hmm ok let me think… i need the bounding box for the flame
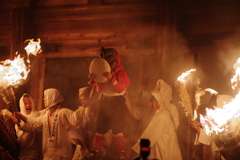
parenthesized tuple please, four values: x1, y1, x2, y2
(231, 58, 240, 90)
(0, 38, 41, 89)
(200, 58, 240, 135)
(200, 93, 240, 135)
(177, 68, 196, 83)
(0, 54, 29, 88)
(204, 88, 218, 95)
(24, 38, 42, 63)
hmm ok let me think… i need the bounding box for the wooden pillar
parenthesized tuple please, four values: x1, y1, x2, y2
(155, 0, 193, 160)
(11, 8, 36, 58)
(29, 58, 45, 111)
(11, 7, 37, 104)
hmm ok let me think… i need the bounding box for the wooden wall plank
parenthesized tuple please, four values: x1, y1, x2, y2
(35, 3, 157, 23)
(29, 58, 45, 111)
(180, 1, 240, 15)
(0, 12, 12, 25)
(183, 13, 240, 34)
(38, 0, 88, 7)
(0, 38, 11, 46)
(0, 25, 12, 39)
(36, 18, 156, 43)
(37, 47, 154, 58)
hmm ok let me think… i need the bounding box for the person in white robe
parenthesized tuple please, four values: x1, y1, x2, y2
(1, 93, 45, 160)
(191, 94, 233, 160)
(132, 79, 182, 160)
(15, 88, 85, 160)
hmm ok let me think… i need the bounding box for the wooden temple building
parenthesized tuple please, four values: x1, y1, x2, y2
(1, 0, 240, 159)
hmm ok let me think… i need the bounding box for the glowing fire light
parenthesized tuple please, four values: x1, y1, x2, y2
(200, 94, 238, 135)
(177, 68, 196, 83)
(176, 68, 196, 120)
(24, 38, 42, 63)
(231, 57, 240, 90)
(0, 53, 29, 87)
(200, 58, 240, 135)
(0, 39, 41, 89)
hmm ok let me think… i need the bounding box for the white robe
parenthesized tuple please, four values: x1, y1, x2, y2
(132, 79, 182, 160)
(132, 106, 182, 160)
(20, 106, 85, 160)
(1, 93, 44, 160)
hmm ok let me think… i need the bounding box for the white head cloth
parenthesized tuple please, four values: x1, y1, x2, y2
(44, 88, 64, 109)
(151, 90, 163, 110)
(153, 79, 179, 129)
(19, 93, 35, 116)
(155, 79, 173, 104)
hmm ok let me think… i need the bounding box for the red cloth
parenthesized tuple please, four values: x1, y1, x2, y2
(90, 54, 130, 93)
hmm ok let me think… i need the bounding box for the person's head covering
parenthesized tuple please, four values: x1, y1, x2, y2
(216, 94, 233, 108)
(79, 86, 99, 107)
(19, 93, 35, 116)
(155, 79, 173, 104)
(151, 90, 163, 108)
(44, 88, 64, 109)
(79, 87, 89, 98)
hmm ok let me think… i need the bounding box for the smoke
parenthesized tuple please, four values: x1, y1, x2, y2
(216, 30, 240, 75)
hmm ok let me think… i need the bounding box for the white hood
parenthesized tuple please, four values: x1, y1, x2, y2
(44, 88, 64, 108)
(155, 79, 173, 103)
(153, 79, 180, 129)
(19, 93, 35, 116)
(151, 90, 163, 109)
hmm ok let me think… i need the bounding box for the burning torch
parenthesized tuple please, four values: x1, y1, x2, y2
(175, 68, 196, 121)
(0, 38, 41, 113)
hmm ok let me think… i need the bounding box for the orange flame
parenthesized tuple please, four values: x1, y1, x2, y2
(231, 58, 240, 90)
(24, 38, 41, 63)
(177, 68, 196, 83)
(200, 58, 240, 135)
(0, 39, 41, 89)
(200, 94, 238, 135)
(0, 54, 29, 88)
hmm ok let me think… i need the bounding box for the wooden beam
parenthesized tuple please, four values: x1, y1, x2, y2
(35, 3, 157, 23)
(29, 58, 45, 111)
(0, 12, 12, 25)
(37, 47, 154, 58)
(37, 0, 88, 7)
(11, 8, 37, 58)
(0, 38, 11, 46)
(182, 13, 240, 35)
(36, 18, 156, 47)
(180, 1, 240, 15)
(0, 25, 12, 39)
(87, 0, 102, 5)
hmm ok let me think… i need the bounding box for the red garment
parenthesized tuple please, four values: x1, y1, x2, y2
(90, 55, 130, 93)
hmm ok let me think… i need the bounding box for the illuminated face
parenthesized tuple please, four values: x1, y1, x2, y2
(23, 97, 32, 114)
(149, 98, 160, 112)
